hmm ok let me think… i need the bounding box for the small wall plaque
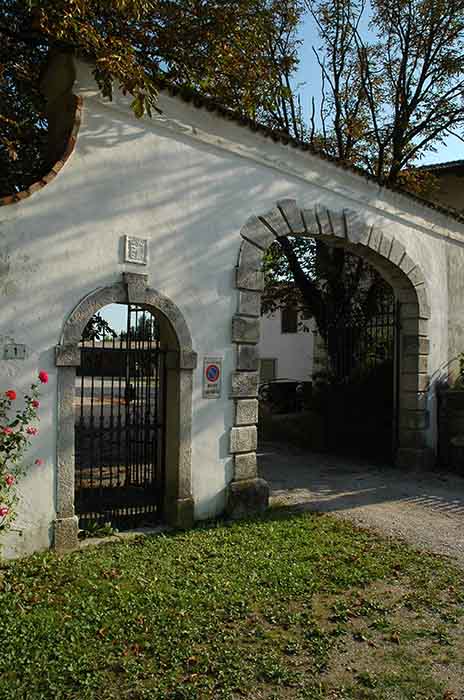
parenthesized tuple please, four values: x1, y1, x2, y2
(124, 236, 148, 265)
(4, 344, 26, 360)
(203, 357, 223, 399)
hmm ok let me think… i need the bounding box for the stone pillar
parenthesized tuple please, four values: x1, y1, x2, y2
(54, 347, 80, 551)
(226, 237, 270, 518)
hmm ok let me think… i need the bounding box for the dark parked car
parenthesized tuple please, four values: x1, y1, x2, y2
(258, 379, 312, 413)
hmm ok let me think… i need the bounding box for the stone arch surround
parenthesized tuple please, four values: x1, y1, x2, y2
(54, 272, 197, 551)
(227, 199, 432, 515)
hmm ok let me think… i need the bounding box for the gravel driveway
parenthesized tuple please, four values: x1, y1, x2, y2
(258, 441, 464, 568)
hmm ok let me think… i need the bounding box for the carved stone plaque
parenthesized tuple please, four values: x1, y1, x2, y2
(124, 236, 148, 265)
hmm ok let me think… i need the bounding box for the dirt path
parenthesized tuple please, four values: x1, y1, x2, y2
(258, 441, 464, 568)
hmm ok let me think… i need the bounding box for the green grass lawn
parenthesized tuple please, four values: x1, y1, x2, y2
(0, 511, 463, 699)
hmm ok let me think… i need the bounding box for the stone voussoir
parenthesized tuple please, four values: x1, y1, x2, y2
(327, 210, 345, 239)
(408, 265, 425, 287)
(343, 210, 370, 245)
(399, 253, 415, 275)
(388, 239, 406, 266)
(241, 215, 276, 251)
(369, 226, 382, 252)
(379, 233, 393, 259)
(415, 285, 431, 318)
(55, 344, 81, 367)
(239, 239, 263, 268)
(315, 205, 332, 236)
(301, 208, 319, 236)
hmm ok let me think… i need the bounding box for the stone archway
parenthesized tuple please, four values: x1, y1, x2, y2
(227, 199, 431, 515)
(54, 272, 197, 551)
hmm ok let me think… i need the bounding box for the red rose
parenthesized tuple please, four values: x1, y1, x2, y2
(34, 459, 44, 466)
(26, 426, 38, 436)
(0, 506, 9, 517)
(4, 474, 14, 486)
(2, 427, 13, 435)
(31, 399, 40, 408)
(5, 390, 16, 400)
(38, 371, 48, 384)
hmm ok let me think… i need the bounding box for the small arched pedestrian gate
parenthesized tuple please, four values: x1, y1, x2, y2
(54, 273, 197, 550)
(75, 304, 168, 529)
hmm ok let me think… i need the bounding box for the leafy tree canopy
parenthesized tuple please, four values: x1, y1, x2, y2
(0, 0, 303, 196)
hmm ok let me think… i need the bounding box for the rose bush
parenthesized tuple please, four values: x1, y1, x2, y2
(0, 371, 48, 535)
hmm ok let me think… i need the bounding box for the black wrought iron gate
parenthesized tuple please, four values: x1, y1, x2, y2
(320, 286, 399, 460)
(75, 305, 167, 530)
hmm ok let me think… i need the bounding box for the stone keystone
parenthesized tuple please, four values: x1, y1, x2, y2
(277, 199, 304, 235)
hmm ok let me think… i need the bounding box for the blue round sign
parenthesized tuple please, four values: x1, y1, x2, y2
(206, 363, 220, 383)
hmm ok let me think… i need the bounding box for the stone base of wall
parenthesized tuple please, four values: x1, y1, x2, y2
(226, 478, 269, 519)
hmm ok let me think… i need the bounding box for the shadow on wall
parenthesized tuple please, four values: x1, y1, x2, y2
(0, 100, 394, 421)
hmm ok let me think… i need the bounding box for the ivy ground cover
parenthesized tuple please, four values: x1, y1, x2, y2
(0, 511, 463, 699)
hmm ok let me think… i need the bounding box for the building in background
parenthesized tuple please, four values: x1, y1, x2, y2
(258, 306, 315, 383)
(419, 160, 464, 213)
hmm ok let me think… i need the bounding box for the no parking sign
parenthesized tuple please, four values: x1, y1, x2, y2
(203, 357, 223, 399)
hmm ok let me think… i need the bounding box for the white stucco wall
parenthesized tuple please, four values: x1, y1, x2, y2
(1, 60, 463, 557)
(258, 312, 314, 382)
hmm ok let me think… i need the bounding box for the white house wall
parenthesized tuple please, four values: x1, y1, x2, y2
(0, 60, 462, 557)
(258, 313, 314, 382)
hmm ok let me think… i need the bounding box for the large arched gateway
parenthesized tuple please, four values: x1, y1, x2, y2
(227, 200, 431, 514)
(54, 272, 197, 550)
